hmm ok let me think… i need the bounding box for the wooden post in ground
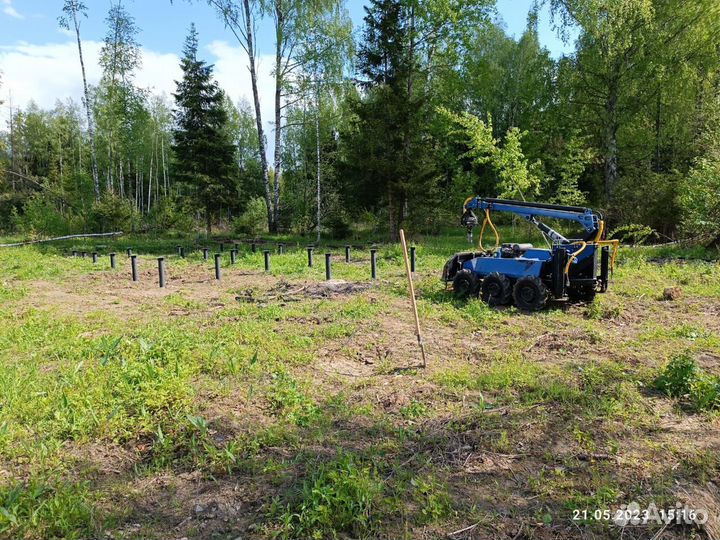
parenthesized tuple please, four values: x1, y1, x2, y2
(399, 229, 427, 368)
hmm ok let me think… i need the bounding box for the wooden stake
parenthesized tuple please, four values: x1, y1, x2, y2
(400, 229, 427, 368)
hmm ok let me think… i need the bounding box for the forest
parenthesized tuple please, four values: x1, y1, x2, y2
(1, 0, 719, 244)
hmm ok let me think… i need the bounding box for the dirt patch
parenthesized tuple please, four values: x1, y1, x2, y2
(315, 296, 460, 377)
(65, 441, 137, 479)
(17, 264, 282, 321)
(675, 483, 720, 540)
(236, 279, 373, 304)
(113, 471, 262, 540)
(525, 328, 601, 354)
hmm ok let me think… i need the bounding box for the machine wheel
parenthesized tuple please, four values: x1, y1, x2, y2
(452, 269, 479, 299)
(567, 286, 597, 303)
(481, 272, 512, 306)
(513, 276, 548, 311)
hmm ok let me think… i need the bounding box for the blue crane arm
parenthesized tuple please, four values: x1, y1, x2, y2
(463, 197, 601, 242)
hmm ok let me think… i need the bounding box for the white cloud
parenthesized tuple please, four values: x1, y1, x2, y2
(206, 40, 276, 140)
(2, 0, 23, 19)
(1, 41, 104, 111)
(0, 39, 278, 156)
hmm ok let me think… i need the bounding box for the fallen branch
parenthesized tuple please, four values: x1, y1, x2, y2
(447, 521, 481, 537)
(0, 232, 123, 248)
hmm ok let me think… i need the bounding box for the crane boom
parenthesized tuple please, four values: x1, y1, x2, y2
(461, 197, 602, 243)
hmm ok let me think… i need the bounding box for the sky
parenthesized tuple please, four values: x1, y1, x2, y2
(0, 0, 577, 133)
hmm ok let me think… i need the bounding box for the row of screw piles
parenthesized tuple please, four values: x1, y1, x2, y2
(72, 243, 418, 287)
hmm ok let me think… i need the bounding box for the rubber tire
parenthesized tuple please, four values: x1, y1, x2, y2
(452, 269, 479, 299)
(513, 276, 549, 311)
(567, 286, 597, 304)
(481, 272, 512, 306)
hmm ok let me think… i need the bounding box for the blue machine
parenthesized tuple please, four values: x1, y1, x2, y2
(442, 197, 618, 310)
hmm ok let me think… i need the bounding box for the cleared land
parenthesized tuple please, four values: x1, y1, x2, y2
(0, 235, 719, 539)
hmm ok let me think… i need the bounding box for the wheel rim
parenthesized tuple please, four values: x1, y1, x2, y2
(487, 282, 501, 297)
(520, 286, 536, 303)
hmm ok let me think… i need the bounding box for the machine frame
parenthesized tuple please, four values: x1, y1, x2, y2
(442, 197, 619, 310)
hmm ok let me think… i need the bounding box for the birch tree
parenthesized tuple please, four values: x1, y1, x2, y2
(59, 0, 100, 200)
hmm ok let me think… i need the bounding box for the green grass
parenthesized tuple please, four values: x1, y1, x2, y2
(268, 452, 384, 539)
(0, 231, 718, 538)
(0, 478, 97, 540)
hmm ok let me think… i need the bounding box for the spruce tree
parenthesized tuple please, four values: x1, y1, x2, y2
(342, 0, 435, 240)
(172, 24, 237, 234)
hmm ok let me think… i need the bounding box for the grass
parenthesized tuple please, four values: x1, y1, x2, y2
(0, 229, 719, 538)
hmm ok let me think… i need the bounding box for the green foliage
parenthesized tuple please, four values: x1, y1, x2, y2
(324, 209, 352, 239)
(147, 196, 195, 233)
(680, 159, 720, 242)
(679, 100, 720, 243)
(89, 192, 139, 232)
(267, 372, 319, 427)
(689, 374, 720, 412)
(584, 296, 623, 320)
(656, 353, 720, 412)
(609, 224, 658, 245)
(233, 196, 268, 236)
(613, 170, 681, 237)
(0, 192, 24, 233)
(655, 353, 698, 398)
(399, 400, 428, 420)
(438, 108, 541, 198)
(547, 136, 592, 206)
(12, 193, 75, 236)
(411, 475, 453, 524)
(271, 452, 383, 539)
(172, 24, 239, 234)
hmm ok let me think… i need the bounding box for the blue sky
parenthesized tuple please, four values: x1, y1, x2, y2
(0, 0, 576, 131)
(0, 1, 572, 58)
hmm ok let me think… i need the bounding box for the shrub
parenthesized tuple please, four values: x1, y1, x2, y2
(655, 353, 720, 412)
(609, 224, 658, 245)
(89, 193, 139, 233)
(0, 192, 24, 232)
(679, 160, 720, 245)
(655, 352, 698, 398)
(678, 100, 720, 245)
(689, 374, 720, 412)
(147, 196, 195, 233)
(613, 170, 681, 238)
(233, 196, 268, 236)
(12, 193, 75, 236)
(325, 210, 351, 239)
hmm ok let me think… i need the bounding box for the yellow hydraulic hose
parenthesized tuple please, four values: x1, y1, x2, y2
(596, 239, 620, 272)
(565, 221, 607, 275)
(564, 241, 587, 275)
(478, 209, 500, 253)
(594, 220, 605, 242)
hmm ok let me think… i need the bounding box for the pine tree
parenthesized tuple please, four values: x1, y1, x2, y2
(172, 25, 238, 235)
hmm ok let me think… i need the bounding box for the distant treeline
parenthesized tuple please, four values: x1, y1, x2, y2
(1, 0, 719, 245)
